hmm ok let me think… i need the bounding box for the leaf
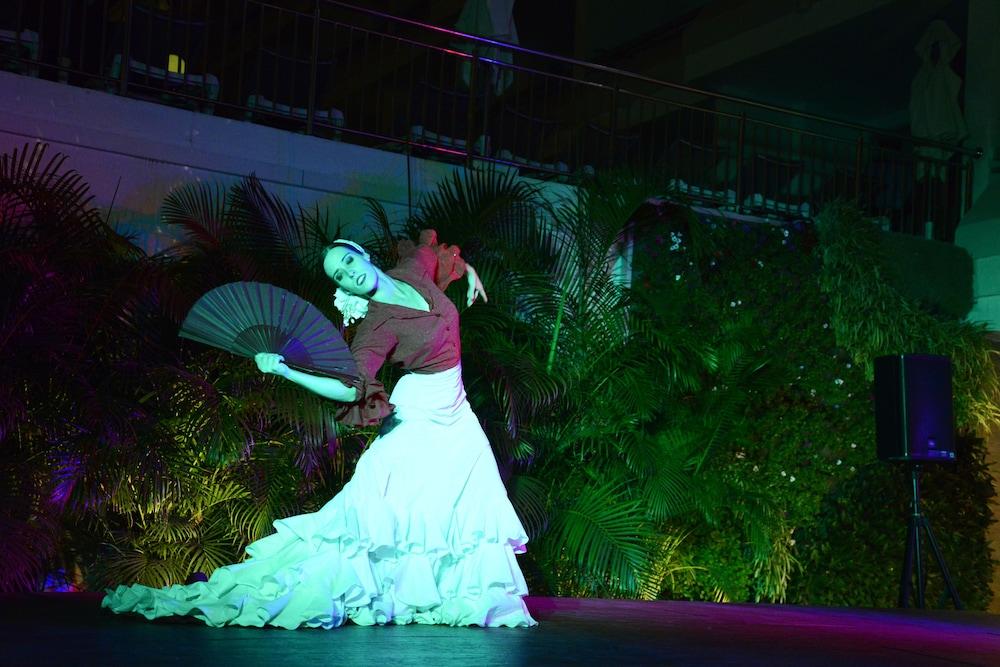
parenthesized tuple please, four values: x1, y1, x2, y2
(548, 481, 653, 595)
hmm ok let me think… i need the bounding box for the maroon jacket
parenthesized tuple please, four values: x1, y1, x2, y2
(337, 230, 467, 427)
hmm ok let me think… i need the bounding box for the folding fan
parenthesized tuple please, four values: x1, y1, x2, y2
(179, 281, 358, 383)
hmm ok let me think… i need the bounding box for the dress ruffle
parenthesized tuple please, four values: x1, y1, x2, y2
(102, 478, 533, 629)
(103, 366, 536, 629)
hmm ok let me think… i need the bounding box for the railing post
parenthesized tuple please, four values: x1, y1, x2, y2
(963, 159, 974, 215)
(119, 0, 134, 95)
(854, 136, 864, 201)
(608, 82, 619, 169)
(466, 54, 477, 169)
(735, 113, 746, 211)
(306, 0, 321, 135)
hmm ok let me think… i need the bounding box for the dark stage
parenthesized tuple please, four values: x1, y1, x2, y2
(1, 594, 998, 666)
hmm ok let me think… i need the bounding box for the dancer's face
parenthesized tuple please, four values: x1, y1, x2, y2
(324, 246, 377, 296)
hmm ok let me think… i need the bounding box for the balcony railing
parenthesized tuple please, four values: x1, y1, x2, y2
(0, 0, 981, 241)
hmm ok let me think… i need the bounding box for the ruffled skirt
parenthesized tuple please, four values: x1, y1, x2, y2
(101, 364, 537, 628)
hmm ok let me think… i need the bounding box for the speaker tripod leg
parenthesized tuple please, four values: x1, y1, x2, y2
(899, 514, 917, 608)
(914, 515, 925, 608)
(920, 516, 964, 610)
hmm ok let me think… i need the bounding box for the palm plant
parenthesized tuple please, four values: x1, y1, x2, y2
(0, 143, 370, 590)
(91, 174, 375, 588)
(0, 142, 149, 590)
(378, 167, 789, 599)
(1, 143, 790, 599)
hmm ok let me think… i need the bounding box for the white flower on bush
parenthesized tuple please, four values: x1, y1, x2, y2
(780, 470, 787, 477)
(836, 459, 842, 465)
(789, 476, 796, 482)
(834, 378, 844, 385)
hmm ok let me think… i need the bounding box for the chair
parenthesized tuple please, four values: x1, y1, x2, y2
(108, 2, 219, 111)
(739, 152, 808, 217)
(662, 138, 737, 206)
(0, 3, 40, 77)
(488, 103, 567, 174)
(579, 121, 640, 171)
(245, 47, 344, 135)
(0, 27, 39, 76)
(409, 78, 491, 156)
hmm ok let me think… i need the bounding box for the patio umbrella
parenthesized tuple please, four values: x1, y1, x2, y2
(909, 20, 967, 180)
(455, 0, 518, 95)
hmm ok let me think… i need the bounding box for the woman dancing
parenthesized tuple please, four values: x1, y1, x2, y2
(103, 230, 537, 629)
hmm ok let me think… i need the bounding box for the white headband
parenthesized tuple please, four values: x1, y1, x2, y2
(330, 239, 370, 261)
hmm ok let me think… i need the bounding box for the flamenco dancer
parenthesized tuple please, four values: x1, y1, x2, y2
(103, 230, 537, 629)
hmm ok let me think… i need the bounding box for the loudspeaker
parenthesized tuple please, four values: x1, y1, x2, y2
(874, 354, 955, 462)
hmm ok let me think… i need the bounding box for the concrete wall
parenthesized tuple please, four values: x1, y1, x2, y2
(956, 0, 999, 339)
(953, 0, 1000, 334)
(0, 70, 572, 255)
(957, 0, 1000, 615)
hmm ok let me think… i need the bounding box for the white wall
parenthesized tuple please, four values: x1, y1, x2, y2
(964, 0, 1000, 204)
(955, 0, 1000, 335)
(0, 70, 575, 255)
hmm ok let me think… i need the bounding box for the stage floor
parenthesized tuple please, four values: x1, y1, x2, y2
(1, 593, 998, 666)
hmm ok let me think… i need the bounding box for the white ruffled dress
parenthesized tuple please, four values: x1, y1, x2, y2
(102, 233, 536, 629)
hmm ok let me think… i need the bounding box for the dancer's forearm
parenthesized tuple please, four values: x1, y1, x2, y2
(281, 367, 359, 402)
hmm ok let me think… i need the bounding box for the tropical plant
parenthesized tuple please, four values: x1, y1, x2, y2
(4, 145, 992, 609)
(0, 144, 370, 590)
(376, 169, 791, 599)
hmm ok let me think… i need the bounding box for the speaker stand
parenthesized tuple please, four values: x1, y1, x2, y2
(898, 464, 963, 609)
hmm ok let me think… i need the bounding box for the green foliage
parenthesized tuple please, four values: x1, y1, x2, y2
(816, 201, 1000, 431)
(1, 146, 994, 610)
(632, 200, 996, 608)
(0, 144, 370, 591)
(392, 170, 793, 599)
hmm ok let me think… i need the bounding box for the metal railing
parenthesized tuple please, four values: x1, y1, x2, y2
(0, 0, 980, 240)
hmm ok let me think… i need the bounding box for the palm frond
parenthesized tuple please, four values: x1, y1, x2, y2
(548, 480, 653, 595)
(507, 473, 551, 540)
(161, 181, 230, 251)
(360, 197, 400, 269)
(409, 166, 541, 251)
(228, 174, 306, 275)
(637, 530, 700, 601)
(624, 433, 698, 521)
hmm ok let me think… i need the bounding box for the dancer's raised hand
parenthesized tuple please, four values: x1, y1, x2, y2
(466, 264, 488, 306)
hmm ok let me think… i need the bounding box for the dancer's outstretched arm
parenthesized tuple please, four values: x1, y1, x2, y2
(255, 352, 359, 402)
